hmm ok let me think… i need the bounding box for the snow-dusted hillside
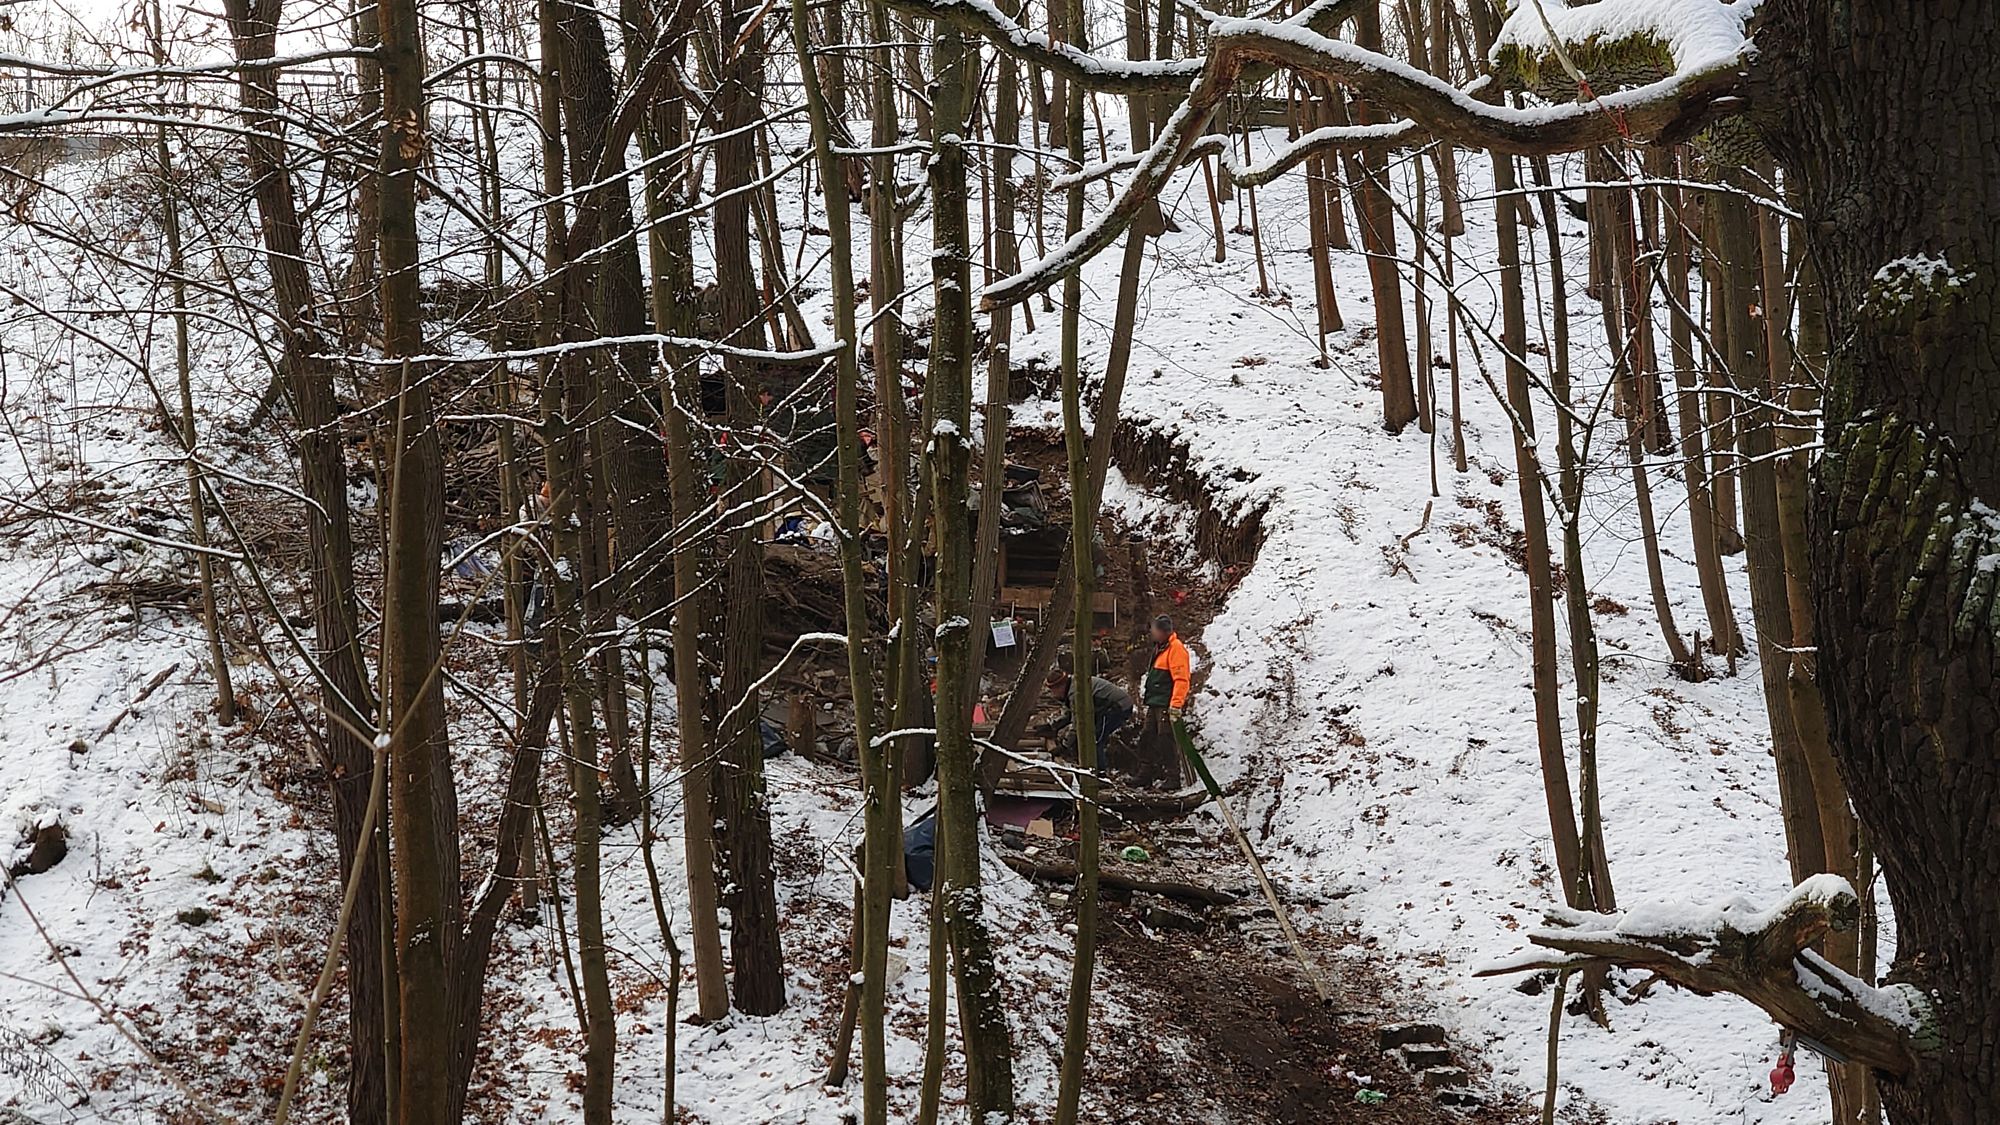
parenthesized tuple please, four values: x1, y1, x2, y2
(0, 108, 1861, 1125)
(1028, 150, 1851, 1124)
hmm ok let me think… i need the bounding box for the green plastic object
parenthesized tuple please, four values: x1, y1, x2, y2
(1172, 718, 1224, 799)
(1118, 845, 1149, 863)
(1354, 1089, 1388, 1105)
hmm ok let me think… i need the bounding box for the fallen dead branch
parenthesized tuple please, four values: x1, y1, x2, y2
(1001, 851, 1239, 907)
(1479, 875, 1934, 1075)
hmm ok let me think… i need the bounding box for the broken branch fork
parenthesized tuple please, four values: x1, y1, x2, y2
(1479, 875, 1931, 1076)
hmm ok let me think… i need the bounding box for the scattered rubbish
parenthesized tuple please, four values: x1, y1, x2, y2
(985, 795, 1057, 830)
(758, 719, 789, 760)
(903, 806, 937, 892)
(1119, 845, 1150, 863)
(1354, 1088, 1387, 1105)
(442, 536, 496, 579)
(773, 514, 811, 544)
(1770, 1048, 1796, 1095)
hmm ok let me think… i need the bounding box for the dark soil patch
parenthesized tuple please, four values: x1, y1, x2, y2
(1095, 915, 1534, 1125)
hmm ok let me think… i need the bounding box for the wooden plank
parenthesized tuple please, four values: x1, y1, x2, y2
(1003, 585, 1052, 609)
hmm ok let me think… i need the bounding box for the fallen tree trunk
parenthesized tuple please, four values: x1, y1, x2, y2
(1095, 786, 1214, 819)
(1000, 851, 1238, 906)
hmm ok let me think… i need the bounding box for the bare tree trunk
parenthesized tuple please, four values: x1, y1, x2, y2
(378, 0, 462, 1108)
(1759, 177, 1868, 1125)
(899, 13, 932, 139)
(1302, 81, 1344, 359)
(1337, 33, 1417, 433)
(546, 0, 662, 821)
(219, 1, 386, 1118)
(1526, 155, 1614, 918)
(790, 7, 893, 1115)
(1712, 176, 1829, 885)
(1599, 153, 1692, 670)
(448, 660, 555, 1115)
(148, 10, 234, 727)
(1656, 147, 1743, 655)
(1412, 157, 1435, 438)
(539, 225, 619, 1120)
(926, 16, 1016, 1116)
(1445, 182, 1466, 474)
(966, 0, 1024, 726)
(862, 0, 923, 796)
(713, 0, 787, 1017)
(469, 0, 538, 921)
(1699, 239, 1744, 555)
(1424, 0, 1464, 237)
(558, 559, 617, 1123)
(345, 0, 381, 338)
(916, 852, 948, 1125)
(1312, 79, 1352, 252)
(633, 0, 731, 1024)
(1054, 1, 1103, 1114)
(635, 657, 686, 1124)
(1490, 148, 1587, 906)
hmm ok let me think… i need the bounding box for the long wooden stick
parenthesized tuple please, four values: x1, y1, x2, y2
(1173, 719, 1339, 1006)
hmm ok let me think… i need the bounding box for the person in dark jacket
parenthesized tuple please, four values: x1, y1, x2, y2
(1044, 667, 1133, 752)
(758, 385, 839, 490)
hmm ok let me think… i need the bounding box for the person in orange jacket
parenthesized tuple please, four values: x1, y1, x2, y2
(1142, 615, 1192, 720)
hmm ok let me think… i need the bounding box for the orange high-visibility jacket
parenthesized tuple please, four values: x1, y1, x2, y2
(1145, 633, 1192, 709)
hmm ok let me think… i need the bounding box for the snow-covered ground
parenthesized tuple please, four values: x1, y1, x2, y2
(0, 91, 1863, 1125)
(1016, 144, 1854, 1123)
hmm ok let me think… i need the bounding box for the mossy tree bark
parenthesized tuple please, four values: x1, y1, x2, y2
(1761, 2, 2000, 1117)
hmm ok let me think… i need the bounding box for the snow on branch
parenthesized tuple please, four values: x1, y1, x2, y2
(1056, 117, 1423, 196)
(323, 331, 843, 368)
(1210, 119, 1425, 186)
(881, 0, 1202, 93)
(1492, 0, 1756, 101)
(0, 45, 372, 81)
(1480, 875, 1935, 1075)
(980, 0, 1750, 308)
(881, 0, 1370, 94)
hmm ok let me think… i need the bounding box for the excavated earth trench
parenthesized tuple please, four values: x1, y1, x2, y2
(1019, 419, 1542, 1125)
(751, 405, 1544, 1122)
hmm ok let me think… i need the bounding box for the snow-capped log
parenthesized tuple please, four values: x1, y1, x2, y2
(1479, 875, 1936, 1076)
(1490, 0, 1757, 101)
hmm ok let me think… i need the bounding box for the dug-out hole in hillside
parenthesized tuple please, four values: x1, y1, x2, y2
(977, 423, 1536, 1123)
(754, 414, 1269, 786)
